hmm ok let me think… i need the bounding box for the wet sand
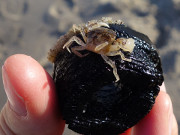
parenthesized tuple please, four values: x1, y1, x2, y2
(0, 0, 180, 134)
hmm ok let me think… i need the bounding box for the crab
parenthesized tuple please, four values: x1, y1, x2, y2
(63, 17, 135, 82)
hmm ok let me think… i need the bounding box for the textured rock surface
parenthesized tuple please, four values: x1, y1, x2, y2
(0, 0, 180, 134)
(52, 23, 164, 134)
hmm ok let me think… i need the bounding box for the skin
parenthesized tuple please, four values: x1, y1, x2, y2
(0, 54, 178, 135)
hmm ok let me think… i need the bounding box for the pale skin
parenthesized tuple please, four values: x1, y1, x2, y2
(0, 54, 178, 135)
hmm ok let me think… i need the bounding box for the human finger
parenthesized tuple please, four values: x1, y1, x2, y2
(119, 128, 132, 135)
(0, 54, 65, 135)
(132, 84, 178, 135)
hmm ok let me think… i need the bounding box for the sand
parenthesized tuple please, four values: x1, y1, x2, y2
(0, 0, 179, 134)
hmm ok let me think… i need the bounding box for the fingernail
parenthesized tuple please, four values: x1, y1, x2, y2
(2, 66, 27, 116)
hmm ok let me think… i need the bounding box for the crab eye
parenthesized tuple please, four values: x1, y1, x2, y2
(122, 39, 127, 45)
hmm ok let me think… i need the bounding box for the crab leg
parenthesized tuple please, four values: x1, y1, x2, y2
(72, 24, 80, 33)
(87, 21, 110, 30)
(93, 22, 110, 29)
(101, 54, 120, 82)
(71, 46, 89, 57)
(95, 42, 109, 52)
(72, 24, 87, 43)
(63, 36, 86, 53)
(106, 50, 132, 62)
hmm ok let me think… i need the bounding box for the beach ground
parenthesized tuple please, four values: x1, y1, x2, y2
(0, 0, 179, 134)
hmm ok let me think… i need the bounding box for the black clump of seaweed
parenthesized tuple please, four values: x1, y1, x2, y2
(52, 24, 164, 135)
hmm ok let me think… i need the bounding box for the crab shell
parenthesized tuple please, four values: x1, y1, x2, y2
(50, 23, 164, 135)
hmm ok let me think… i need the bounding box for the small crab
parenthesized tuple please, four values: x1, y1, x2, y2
(63, 17, 135, 82)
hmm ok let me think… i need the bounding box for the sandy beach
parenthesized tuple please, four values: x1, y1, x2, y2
(0, 0, 179, 134)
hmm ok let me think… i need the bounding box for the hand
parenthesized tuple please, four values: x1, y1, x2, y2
(120, 84, 178, 135)
(0, 54, 178, 135)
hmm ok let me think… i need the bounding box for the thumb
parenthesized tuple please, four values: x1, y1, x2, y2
(0, 54, 65, 135)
